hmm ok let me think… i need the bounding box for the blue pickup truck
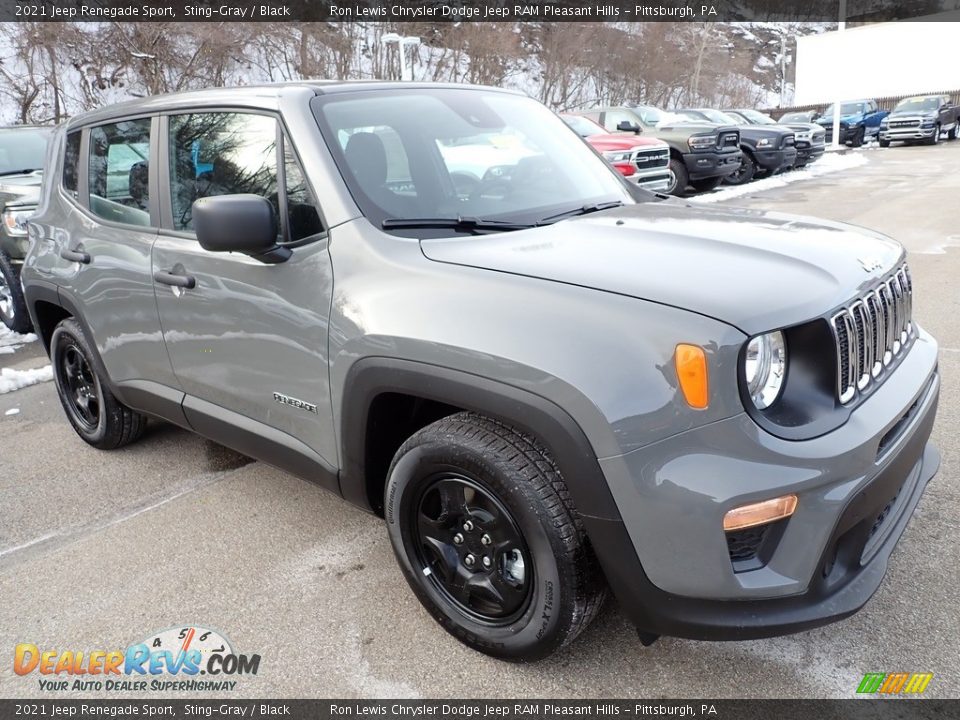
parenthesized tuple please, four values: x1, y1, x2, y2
(817, 99, 889, 147)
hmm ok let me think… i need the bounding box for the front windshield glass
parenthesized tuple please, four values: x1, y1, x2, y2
(696, 109, 739, 125)
(314, 89, 634, 233)
(894, 97, 941, 113)
(562, 114, 605, 138)
(0, 127, 50, 175)
(634, 106, 665, 126)
(823, 102, 865, 117)
(737, 109, 776, 125)
(780, 112, 811, 123)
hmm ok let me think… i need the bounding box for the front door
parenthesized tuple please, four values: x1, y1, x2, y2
(151, 110, 337, 485)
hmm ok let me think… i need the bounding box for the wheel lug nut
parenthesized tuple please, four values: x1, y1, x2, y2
(464, 554, 476, 567)
(481, 534, 492, 546)
(481, 556, 492, 569)
(453, 533, 464, 545)
(463, 520, 474, 532)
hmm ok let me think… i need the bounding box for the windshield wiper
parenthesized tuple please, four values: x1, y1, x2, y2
(0, 168, 41, 177)
(537, 201, 625, 225)
(381, 216, 534, 233)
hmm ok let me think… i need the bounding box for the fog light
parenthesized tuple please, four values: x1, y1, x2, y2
(723, 494, 798, 531)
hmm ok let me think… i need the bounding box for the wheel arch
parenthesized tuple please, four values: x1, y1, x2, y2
(338, 357, 623, 524)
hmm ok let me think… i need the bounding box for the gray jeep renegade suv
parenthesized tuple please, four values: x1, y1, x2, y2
(22, 83, 940, 661)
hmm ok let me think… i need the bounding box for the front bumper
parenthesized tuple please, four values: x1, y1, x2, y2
(682, 149, 742, 181)
(754, 146, 798, 172)
(632, 169, 672, 192)
(590, 329, 940, 639)
(821, 125, 855, 144)
(794, 143, 825, 166)
(880, 126, 937, 142)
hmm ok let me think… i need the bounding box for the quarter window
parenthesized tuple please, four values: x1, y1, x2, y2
(282, 137, 323, 243)
(167, 112, 279, 234)
(88, 119, 151, 227)
(63, 131, 81, 198)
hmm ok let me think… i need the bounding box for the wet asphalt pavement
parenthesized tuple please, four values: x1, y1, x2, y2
(1, 142, 959, 699)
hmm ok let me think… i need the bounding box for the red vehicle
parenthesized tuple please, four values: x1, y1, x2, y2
(561, 113, 672, 192)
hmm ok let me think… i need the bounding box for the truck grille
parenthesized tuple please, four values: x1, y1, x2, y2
(781, 135, 796, 148)
(890, 119, 920, 128)
(831, 264, 913, 404)
(718, 132, 739, 149)
(633, 148, 669, 169)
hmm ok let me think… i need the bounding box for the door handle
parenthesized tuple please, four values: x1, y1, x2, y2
(60, 248, 91, 264)
(154, 270, 196, 289)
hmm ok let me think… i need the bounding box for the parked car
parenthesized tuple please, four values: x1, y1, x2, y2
(678, 108, 796, 185)
(0, 125, 50, 332)
(879, 95, 960, 146)
(561, 113, 671, 193)
(575, 106, 741, 195)
(24, 82, 940, 661)
(779, 110, 821, 123)
(816, 100, 889, 147)
(724, 108, 825, 169)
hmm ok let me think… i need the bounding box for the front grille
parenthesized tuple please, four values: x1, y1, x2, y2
(718, 132, 739, 149)
(633, 148, 669, 169)
(782, 135, 796, 148)
(726, 525, 768, 562)
(890, 119, 920, 128)
(831, 264, 914, 404)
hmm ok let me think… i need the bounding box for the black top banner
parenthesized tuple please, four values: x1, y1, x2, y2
(2, 0, 960, 23)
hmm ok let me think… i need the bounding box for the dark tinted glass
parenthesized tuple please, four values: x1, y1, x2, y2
(88, 119, 151, 227)
(63, 131, 81, 196)
(282, 138, 323, 243)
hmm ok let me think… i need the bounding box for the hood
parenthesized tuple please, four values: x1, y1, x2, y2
(585, 134, 667, 152)
(420, 202, 904, 335)
(737, 125, 792, 141)
(0, 174, 41, 210)
(819, 113, 862, 126)
(888, 109, 937, 119)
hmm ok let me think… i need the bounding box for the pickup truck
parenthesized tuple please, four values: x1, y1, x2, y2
(724, 108, 825, 169)
(816, 100, 889, 147)
(574, 106, 741, 195)
(678, 108, 796, 185)
(561, 113, 672, 193)
(879, 95, 960, 146)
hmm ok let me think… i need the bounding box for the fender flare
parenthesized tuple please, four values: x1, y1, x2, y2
(337, 357, 623, 522)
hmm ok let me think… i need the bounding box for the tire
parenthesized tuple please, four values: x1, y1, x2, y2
(850, 127, 865, 148)
(879, 139, 890, 148)
(0, 251, 31, 334)
(926, 124, 941, 145)
(689, 176, 723, 192)
(50, 317, 147, 450)
(666, 157, 688, 196)
(385, 412, 607, 661)
(723, 153, 756, 185)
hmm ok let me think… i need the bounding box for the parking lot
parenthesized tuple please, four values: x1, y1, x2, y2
(1, 141, 958, 699)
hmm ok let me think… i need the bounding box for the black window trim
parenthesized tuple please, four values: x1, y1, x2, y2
(156, 106, 328, 248)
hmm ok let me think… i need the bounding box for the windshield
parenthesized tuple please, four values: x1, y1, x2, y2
(314, 89, 634, 234)
(683, 109, 738, 125)
(823, 102, 865, 117)
(562, 114, 605, 138)
(0, 127, 50, 175)
(735, 109, 776, 125)
(894, 97, 941, 113)
(780, 112, 811, 123)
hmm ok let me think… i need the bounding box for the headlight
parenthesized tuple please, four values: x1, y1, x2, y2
(2, 208, 33, 237)
(756, 137, 773, 148)
(688, 135, 715, 150)
(744, 331, 787, 409)
(602, 150, 634, 163)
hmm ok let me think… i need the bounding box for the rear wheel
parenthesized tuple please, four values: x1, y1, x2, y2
(51, 318, 147, 449)
(0, 252, 30, 334)
(948, 121, 959, 140)
(385, 412, 606, 661)
(666, 158, 688, 196)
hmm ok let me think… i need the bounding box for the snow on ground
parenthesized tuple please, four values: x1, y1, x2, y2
(0, 325, 38, 355)
(0, 365, 53, 394)
(689, 150, 869, 204)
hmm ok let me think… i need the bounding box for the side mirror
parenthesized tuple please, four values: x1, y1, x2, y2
(193, 194, 291, 264)
(616, 120, 641, 134)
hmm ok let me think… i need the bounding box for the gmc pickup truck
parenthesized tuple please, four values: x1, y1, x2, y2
(817, 100, 889, 147)
(879, 95, 960, 146)
(575, 106, 741, 195)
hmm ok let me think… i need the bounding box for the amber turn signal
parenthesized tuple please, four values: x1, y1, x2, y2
(675, 344, 708, 409)
(723, 494, 798, 532)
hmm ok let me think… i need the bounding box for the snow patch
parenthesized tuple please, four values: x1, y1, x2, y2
(689, 151, 869, 204)
(5, 407, 19, 416)
(0, 325, 38, 354)
(0, 365, 53, 394)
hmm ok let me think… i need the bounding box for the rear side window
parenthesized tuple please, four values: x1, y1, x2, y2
(167, 112, 279, 233)
(88, 119, 151, 227)
(62, 131, 81, 198)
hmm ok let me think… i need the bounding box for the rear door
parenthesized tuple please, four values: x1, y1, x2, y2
(151, 109, 337, 485)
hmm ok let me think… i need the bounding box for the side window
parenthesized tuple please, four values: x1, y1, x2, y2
(62, 131, 81, 198)
(88, 119, 151, 227)
(168, 112, 278, 234)
(282, 137, 323, 243)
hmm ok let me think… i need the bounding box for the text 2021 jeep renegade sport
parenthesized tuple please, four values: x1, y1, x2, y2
(23, 83, 940, 661)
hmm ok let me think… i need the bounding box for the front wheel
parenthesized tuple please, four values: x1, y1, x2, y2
(385, 412, 606, 661)
(879, 139, 890, 148)
(850, 127, 865, 147)
(666, 158, 688, 196)
(926, 124, 941, 145)
(0, 252, 31, 334)
(723, 153, 756, 185)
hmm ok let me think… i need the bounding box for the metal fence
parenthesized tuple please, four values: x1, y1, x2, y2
(765, 89, 960, 120)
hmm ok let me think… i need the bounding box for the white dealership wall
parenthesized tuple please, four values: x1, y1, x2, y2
(795, 17, 960, 105)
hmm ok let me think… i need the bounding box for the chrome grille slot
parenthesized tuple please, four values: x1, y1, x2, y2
(831, 264, 914, 404)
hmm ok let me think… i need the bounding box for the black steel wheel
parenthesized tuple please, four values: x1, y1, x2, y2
(59, 341, 101, 432)
(385, 412, 606, 661)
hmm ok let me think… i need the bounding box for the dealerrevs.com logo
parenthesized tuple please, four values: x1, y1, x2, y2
(13, 625, 261, 692)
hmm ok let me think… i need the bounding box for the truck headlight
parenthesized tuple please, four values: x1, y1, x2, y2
(688, 135, 716, 150)
(2, 208, 33, 237)
(602, 150, 634, 163)
(756, 138, 773, 148)
(744, 331, 787, 409)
